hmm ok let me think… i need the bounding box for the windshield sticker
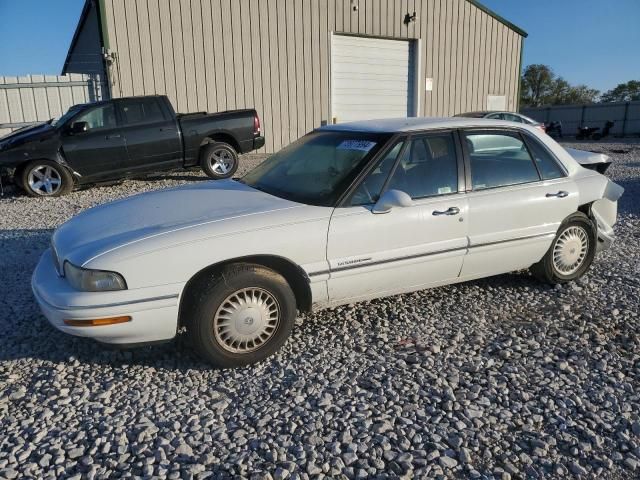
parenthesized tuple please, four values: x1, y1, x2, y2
(337, 140, 377, 152)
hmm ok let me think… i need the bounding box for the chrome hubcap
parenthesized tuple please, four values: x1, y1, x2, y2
(553, 226, 589, 275)
(28, 165, 62, 195)
(209, 149, 234, 175)
(213, 287, 280, 353)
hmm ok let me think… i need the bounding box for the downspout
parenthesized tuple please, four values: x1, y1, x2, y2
(516, 35, 524, 112)
(95, 0, 113, 99)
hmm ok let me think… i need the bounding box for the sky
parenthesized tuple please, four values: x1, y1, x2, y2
(0, 0, 638, 93)
(480, 0, 640, 92)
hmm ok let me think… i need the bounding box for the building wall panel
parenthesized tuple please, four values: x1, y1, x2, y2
(100, 0, 525, 152)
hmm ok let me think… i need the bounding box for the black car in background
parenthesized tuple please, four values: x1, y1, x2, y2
(455, 111, 546, 133)
(0, 95, 264, 197)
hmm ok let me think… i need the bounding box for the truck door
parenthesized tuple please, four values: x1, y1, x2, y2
(115, 97, 183, 173)
(61, 102, 129, 179)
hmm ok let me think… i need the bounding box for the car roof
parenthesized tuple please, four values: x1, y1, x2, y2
(318, 116, 532, 133)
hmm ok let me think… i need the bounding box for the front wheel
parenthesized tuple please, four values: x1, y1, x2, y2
(530, 212, 596, 284)
(185, 264, 297, 367)
(20, 160, 73, 197)
(200, 142, 239, 179)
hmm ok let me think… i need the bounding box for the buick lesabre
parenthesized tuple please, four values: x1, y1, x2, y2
(32, 118, 623, 367)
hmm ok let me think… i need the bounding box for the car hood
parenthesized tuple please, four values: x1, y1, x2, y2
(52, 180, 303, 267)
(0, 122, 55, 148)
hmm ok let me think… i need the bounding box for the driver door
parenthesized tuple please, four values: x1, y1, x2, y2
(326, 132, 469, 304)
(61, 102, 129, 180)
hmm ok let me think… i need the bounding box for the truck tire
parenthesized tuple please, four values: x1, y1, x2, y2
(200, 142, 239, 180)
(20, 160, 73, 197)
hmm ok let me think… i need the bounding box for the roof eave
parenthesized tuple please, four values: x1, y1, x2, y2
(467, 0, 528, 37)
(61, 0, 94, 75)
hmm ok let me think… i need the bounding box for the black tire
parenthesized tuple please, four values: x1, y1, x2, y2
(530, 212, 597, 285)
(185, 263, 297, 368)
(200, 142, 239, 180)
(20, 160, 73, 197)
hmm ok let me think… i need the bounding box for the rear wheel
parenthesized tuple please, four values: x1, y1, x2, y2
(185, 264, 297, 367)
(20, 160, 73, 197)
(530, 212, 596, 284)
(200, 142, 239, 179)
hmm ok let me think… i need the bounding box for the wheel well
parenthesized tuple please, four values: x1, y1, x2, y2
(200, 133, 241, 153)
(177, 255, 312, 330)
(577, 202, 598, 227)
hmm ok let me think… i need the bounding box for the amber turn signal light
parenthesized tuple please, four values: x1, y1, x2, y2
(63, 316, 132, 327)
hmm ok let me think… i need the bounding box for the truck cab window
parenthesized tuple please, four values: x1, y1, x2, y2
(119, 99, 167, 125)
(73, 104, 116, 131)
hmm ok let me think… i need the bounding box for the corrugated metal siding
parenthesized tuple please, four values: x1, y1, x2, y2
(0, 74, 105, 138)
(101, 0, 523, 153)
(522, 102, 640, 137)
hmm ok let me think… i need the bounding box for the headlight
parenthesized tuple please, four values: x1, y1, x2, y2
(63, 261, 127, 292)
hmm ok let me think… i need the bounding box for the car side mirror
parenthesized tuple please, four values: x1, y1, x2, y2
(372, 189, 413, 214)
(69, 121, 89, 134)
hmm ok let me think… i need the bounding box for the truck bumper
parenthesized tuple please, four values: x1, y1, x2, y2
(253, 136, 265, 150)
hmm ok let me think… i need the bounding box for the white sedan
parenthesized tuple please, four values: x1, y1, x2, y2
(32, 118, 623, 367)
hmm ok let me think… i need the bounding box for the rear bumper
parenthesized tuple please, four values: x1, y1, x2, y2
(253, 136, 265, 150)
(32, 250, 181, 345)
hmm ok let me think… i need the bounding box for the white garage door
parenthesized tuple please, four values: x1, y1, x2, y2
(331, 34, 416, 123)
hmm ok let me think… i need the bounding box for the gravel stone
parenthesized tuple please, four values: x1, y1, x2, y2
(1, 142, 639, 478)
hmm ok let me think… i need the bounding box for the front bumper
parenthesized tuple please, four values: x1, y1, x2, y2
(32, 250, 182, 345)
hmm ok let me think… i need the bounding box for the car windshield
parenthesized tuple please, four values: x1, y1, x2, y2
(241, 131, 391, 206)
(51, 105, 84, 127)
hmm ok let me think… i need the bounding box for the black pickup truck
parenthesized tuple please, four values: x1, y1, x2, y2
(0, 95, 264, 196)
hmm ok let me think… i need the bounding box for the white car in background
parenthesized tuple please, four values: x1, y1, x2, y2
(32, 118, 623, 367)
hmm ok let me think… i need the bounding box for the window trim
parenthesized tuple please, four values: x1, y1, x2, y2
(459, 127, 544, 192)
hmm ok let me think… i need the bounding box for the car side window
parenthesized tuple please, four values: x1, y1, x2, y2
(349, 141, 404, 206)
(119, 99, 167, 125)
(525, 135, 566, 180)
(503, 113, 523, 123)
(464, 131, 541, 190)
(73, 104, 116, 131)
(386, 133, 459, 199)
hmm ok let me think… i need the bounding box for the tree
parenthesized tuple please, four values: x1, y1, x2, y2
(520, 64, 555, 107)
(600, 80, 640, 102)
(519, 64, 600, 107)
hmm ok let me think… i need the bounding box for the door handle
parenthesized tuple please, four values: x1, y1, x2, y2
(432, 207, 460, 216)
(159, 127, 176, 132)
(105, 134, 121, 140)
(546, 191, 569, 198)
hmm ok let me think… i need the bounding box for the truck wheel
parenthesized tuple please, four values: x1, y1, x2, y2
(200, 142, 239, 179)
(185, 263, 297, 368)
(20, 160, 73, 197)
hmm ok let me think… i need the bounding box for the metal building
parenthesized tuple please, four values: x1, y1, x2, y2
(63, 0, 527, 153)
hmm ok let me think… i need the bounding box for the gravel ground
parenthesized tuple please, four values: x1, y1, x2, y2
(0, 142, 639, 479)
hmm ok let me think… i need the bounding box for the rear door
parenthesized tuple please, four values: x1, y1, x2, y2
(115, 97, 183, 173)
(459, 128, 578, 278)
(326, 131, 469, 304)
(61, 102, 129, 179)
